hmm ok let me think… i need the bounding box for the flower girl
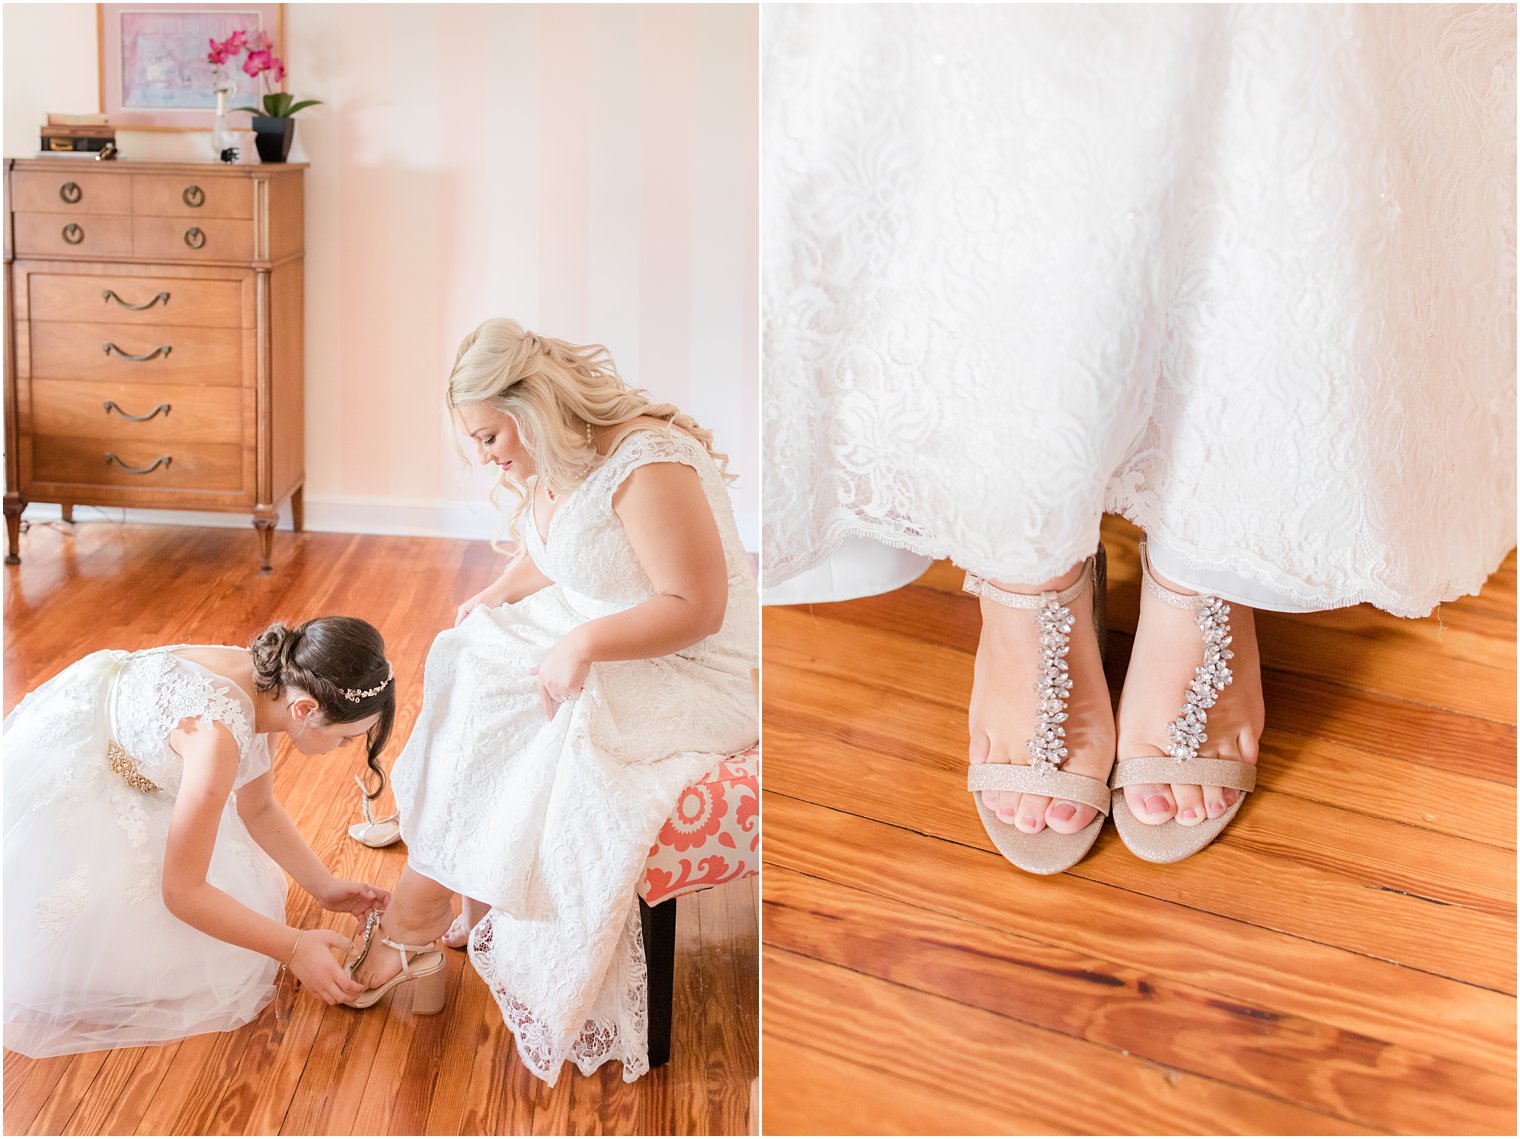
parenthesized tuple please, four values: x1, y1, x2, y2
(4, 617, 396, 1057)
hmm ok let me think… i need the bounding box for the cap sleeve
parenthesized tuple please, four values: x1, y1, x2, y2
(599, 430, 708, 497)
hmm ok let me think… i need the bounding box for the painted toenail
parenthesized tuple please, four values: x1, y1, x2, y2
(1049, 803, 1076, 822)
(1020, 816, 1038, 829)
(1210, 800, 1226, 815)
(1179, 807, 1198, 821)
(1144, 795, 1171, 815)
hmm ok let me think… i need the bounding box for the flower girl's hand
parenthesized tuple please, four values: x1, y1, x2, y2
(288, 929, 366, 1005)
(530, 635, 591, 719)
(315, 876, 390, 918)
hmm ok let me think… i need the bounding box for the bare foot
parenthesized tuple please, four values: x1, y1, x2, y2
(440, 896, 488, 949)
(351, 915, 446, 990)
(967, 559, 1115, 834)
(1116, 560, 1265, 825)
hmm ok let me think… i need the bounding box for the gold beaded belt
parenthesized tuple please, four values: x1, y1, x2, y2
(107, 739, 161, 793)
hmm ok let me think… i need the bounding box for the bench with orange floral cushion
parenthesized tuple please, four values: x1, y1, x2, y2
(636, 743, 758, 1066)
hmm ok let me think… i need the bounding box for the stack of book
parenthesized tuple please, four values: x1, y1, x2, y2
(40, 113, 116, 155)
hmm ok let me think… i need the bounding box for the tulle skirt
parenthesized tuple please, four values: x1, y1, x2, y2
(3, 651, 287, 1058)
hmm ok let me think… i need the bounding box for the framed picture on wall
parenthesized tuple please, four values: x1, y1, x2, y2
(98, 3, 285, 130)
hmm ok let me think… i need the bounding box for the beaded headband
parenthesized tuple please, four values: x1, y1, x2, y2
(342, 663, 393, 704)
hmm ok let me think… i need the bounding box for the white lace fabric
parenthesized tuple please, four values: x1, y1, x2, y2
(4, 648, 286, 1058)
(762, 5, 1517, 617)
(390, 429, 759, 1085)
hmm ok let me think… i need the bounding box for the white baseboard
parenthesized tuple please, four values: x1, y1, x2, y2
(22, 497, 760, 554)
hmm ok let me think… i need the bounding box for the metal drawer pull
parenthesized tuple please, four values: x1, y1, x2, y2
(183, 227, 206, 249)
(102, 342, 172, 362)
(182, 185, 205, 207)
(62, 223, 84, 245)
(60, 181, 82, 204)
(103, 400, 171, 422)
(104, 452, 172, 475)
(102, 289, 170, 311)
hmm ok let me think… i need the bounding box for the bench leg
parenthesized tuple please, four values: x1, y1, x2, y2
(640, 896, 677, 1068)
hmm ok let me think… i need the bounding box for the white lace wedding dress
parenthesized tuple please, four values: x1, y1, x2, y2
(763, 4, 1516, 615)
(4, 648, 286, 1058)
(390, 429, 758, 1085)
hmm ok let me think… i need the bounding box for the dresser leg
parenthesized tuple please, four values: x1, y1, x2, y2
(59, 503, 74, 523)
(290, 485, 304, 533)
(4, 496, 23, 565)
(253, 513, 276, 573)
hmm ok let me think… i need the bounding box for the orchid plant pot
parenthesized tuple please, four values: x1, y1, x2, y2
(251, 115, 296, 163)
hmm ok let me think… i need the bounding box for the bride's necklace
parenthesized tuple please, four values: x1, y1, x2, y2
(545, 422, 597, 503)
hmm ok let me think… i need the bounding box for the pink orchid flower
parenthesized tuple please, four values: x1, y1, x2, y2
(245, 28, 271, 53)
(270, 56, 286, 83)
(243, 48, 273, 77)
(207, 37, 228, 65)
(224, 28, 246, 53)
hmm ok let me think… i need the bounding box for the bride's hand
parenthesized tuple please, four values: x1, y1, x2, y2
(530, 634, 591, 719)
(455, 583, 503, 627)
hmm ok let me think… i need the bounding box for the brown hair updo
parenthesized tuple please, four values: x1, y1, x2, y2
(249, 615, 395, 798)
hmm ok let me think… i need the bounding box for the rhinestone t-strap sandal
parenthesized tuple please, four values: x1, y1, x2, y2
(1109, 541, 1257, 863)
(347, 774, 402, 848)
(964, 549, 1111, 875)
(343, 911, 447, 1014)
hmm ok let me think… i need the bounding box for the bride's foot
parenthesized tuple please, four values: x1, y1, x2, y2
(1116, 556, 1265, 826)
(350, 914, 443, 990)
(968, 560, 1116, 835)
(440, 897, 488, 949)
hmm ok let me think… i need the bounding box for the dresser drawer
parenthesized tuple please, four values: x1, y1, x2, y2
(29, 322, 244, 386)
(31, 380, 243, 446)
(133, 216, 253, 262)
(13, 213, 133, 258)
(29, 273, 246, 329)
(32, 436, 244, 492)
(132, 174, 252, 219)
(11, 170, 133, 215)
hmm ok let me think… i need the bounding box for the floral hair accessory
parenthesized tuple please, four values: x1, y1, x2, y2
(343, 663, 394, 704)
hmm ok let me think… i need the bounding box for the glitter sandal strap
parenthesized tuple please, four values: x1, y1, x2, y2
(963, 555, 1095, 609)
(968, 763, 1112, 815)
(1112, 755, 1257, 793)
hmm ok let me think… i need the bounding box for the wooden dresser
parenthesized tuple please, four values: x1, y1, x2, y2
(3, 158, 305, 571)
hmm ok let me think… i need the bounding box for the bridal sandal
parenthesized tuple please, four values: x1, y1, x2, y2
(963, 546, 1112, 875)
(343, 910, 447, 1014)
(347, 774, 402, 848)
(1109, 541, 1256, 863)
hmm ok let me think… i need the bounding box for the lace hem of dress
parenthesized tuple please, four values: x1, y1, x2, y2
(468, 907, 651, 1086)
(766, 499, 1514, 619)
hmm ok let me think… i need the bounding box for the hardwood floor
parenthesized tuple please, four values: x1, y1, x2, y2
(2, 518, 758, 1136)
(761, 514, 1516, 1136)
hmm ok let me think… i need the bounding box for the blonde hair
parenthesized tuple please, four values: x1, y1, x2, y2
(447, 318, 733, 556)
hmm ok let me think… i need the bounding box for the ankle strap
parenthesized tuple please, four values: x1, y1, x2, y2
(1138, 541, 1211, 610)
(964, 555, 1094, 610)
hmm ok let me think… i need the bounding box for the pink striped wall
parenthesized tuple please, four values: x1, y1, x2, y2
(3, 4, 759, 537)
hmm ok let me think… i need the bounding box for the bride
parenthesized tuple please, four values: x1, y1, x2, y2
(343, 319, 757, 1085)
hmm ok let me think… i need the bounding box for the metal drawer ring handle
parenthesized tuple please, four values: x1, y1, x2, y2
(60, 181, 82, 204)
(102, 289, 170, 311)
(102, 342, 172, 363)
(104, 453, 172, 476)
(103, 400, 171, 422)
(183, 227, 206, 250)
(182, 185, 205, 208)
(62, 223, 84, 245)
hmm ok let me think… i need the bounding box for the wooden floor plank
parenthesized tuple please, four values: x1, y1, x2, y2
(766, 867, 1511, 1134)
(766, 949, 1385, 1136)
(764, 791, 1515, 1076)
(3, 522, 755, 1136)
